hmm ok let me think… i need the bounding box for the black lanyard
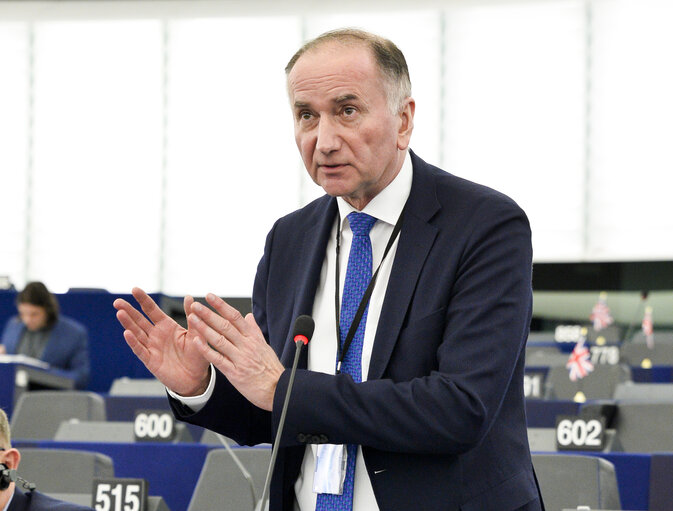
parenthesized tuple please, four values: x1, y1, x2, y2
(334, 208, 405, 373)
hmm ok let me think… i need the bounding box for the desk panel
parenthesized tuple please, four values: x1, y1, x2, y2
(0, 362, 75, 418)
(105, 394, 206, 442)
(525, 399, 580, 427)
(15, 440, 221, 511)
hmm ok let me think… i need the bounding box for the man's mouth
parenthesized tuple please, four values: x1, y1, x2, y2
(319, 163, 347, 171)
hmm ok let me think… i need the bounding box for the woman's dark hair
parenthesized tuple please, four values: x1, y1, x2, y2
(16, 281, 59, 329)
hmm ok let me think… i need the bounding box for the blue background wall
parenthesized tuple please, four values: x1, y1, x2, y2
(0, 290, 155, 392)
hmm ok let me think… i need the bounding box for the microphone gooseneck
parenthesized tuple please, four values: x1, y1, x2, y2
(258, 315, 315, 511)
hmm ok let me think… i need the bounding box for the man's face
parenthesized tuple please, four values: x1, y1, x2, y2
(18, 303, 48, 331)
(288, 42, 413, 210)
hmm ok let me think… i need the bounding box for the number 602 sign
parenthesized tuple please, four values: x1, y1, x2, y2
(555, 415, 606, 451)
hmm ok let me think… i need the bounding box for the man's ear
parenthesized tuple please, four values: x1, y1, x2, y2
(396, 97, 415, 151)
(2, 448, 20, 470)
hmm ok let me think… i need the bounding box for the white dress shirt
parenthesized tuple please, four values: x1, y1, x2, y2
(172, 151, 412, 511)
(294, 152, 412, 511)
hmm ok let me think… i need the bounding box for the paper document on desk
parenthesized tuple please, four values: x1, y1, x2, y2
(0, 354, 50, 369)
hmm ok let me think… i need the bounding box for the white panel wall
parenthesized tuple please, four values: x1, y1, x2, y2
(442, 1, 586, 261)
(1, 0, 672, 295)
(0, 23, 29, 282)
(29, 20, 163, 292)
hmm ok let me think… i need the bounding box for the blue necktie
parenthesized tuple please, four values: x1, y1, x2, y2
(315, 212, 377, 511)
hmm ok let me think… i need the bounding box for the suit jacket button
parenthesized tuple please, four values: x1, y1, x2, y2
(319, 435, 328, 444)
(297, 434, 307, 443)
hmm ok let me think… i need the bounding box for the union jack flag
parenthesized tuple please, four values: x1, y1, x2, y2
(642, 306, 654, 349)
(567, 337, 594, 382)
(590, 293, 613, 331)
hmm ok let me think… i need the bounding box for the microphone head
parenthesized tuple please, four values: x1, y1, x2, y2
(292, 315, 315, 345)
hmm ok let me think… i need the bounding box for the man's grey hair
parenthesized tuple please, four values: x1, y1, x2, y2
(285, 28, 412, 114)
(0, 408, 11, 449)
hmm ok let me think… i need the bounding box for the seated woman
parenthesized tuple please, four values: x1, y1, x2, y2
(0, 282, 89, 390)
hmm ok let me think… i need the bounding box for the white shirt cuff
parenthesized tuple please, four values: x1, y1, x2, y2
(166, 365, 216, 413)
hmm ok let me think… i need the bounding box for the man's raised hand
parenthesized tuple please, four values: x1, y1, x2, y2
(113, 287, 210, 396)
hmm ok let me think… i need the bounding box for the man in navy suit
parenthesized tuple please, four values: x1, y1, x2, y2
(1, 282, 89, 390)
(1, 409, 93, 510)
(114, 29, 544, 511)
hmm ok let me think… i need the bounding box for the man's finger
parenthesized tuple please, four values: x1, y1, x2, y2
(205, 294, 250, 336)
(189, 313, 239, 358)
(193, 334, 236, 375)
(183, 295, 195, 317)
(114, 298, 154, 336)
(190, 301, 247, 348)
(244, 313, 265, 341)
(132, 287, 170, 326)
(116, 309, 152, 344)
(122, 329, 151, 367)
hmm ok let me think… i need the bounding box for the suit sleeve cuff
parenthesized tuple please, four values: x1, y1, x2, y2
(166, 365, 216, 413)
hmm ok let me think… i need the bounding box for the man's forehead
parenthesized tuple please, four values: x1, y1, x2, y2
(297, 39, 372, 63)
(288, 44, 381, 104)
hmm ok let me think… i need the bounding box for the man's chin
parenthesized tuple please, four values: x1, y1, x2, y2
(317, 179, 354, 199)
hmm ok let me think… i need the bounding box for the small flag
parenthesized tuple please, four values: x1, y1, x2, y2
(590, 292, 613, 331)
(567, 331, 594, 382)
(642, 306, 654, 349)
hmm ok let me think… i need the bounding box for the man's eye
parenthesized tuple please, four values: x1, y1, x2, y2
(343, 107, 356, 116)
(300, 112, 312, 121)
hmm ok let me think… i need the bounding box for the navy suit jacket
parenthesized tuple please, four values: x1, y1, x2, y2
(7, 488, 93, 511)
(1, 316, 90, 390)
(171, 151, 543, 511)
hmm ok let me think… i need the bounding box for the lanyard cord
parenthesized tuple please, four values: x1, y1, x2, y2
(334, 207, 405, 373)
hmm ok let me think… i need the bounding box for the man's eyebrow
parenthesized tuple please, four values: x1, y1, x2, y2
(334, 94, 359, 104)
(293, 101, 310, 110)
(293, 94, 360, 110)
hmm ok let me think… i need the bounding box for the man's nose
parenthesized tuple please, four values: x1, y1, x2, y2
(315, 117, 341, 154)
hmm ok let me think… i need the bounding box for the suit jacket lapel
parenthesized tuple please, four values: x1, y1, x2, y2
(368, 153, 441, 380)
(8, 487, 29, 511)
(279, 196, 337, 368)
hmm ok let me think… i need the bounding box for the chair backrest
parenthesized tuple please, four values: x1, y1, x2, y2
(545, 364, 631, 401)
(187, 447, 271, 511)
(53, 420, 193, 443)
(532, 454, 621, 511)
(620, 343, 673, 366)
(18, 448, 114, 494)
(109, 377, 167, 396)
(528, 428, 558, 452)
(10, 391, 106, 440)
(525, 349, 571, 368)
(527, 332, 556, 342)
(613, 382, 673, 402)
(199, 429, 238, 446)
(587, 324, 622, 344)
(631, 330, 673, 344)
(613, 403, 673, 452)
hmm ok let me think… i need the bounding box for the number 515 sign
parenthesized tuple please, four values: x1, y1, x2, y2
(92, 478, 148, 511)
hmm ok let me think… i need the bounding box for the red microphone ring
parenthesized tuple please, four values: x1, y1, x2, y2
(294, 335, 309, 345)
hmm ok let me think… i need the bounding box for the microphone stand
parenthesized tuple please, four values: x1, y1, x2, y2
(256, 338, 306, 511)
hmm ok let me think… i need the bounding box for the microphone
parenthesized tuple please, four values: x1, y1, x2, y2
(0, 463, 36, 492)
(257, 315, 315, 511)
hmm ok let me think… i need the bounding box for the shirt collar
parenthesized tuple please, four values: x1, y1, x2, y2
(336, 150, 413, 228)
